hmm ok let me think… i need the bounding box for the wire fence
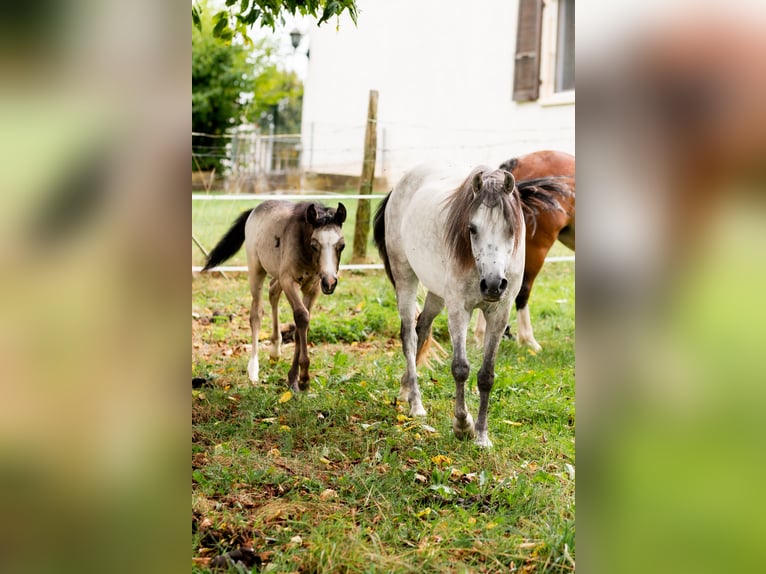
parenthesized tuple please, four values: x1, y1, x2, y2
(192, 192, 574, 274)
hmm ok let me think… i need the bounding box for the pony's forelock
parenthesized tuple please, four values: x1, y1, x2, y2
(443, 167, 523, 272)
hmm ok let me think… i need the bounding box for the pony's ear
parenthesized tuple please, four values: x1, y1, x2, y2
(306, 203, 318, 225)
(334, 203, 347, 225)
(502, 171, 516, 194)
(471, 173, 483, 195)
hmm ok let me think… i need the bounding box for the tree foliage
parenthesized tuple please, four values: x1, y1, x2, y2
(192, 3, 303, 172)
(192, 0, 359, 43)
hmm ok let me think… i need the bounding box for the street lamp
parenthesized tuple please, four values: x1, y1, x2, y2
(290, 28, 302, 51)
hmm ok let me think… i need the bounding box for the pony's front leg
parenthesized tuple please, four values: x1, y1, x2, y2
(474, 305, 510, 447)
(396, 280, 426, 416)
(268, 278, 283, 360)
(281, 278, 310, 392)
(448, 306, 475, 440)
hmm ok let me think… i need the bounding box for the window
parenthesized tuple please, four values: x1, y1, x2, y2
(554, 0, 575, 93)
(513, 0, 575, 104)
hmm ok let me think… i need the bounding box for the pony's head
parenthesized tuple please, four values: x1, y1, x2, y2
(444, 167, 523, 302)
(305, 202, 347, 294)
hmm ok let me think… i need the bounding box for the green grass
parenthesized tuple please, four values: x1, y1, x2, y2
(192, 255, 575, 572)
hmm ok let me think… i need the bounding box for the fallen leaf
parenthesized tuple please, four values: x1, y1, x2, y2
(279, 425, 291, 432)
(565, 463, 575, 480)
(415, 508, 432, 518)
(289, 535, 303, 546)
(414, 473, 427, 483)
(421, 424, 437, 433)
(278, 391, 293, 403)
(396, 414, 411, 423)
(431, 455, 452, 467)
(502, 420, 523, 426)
(319, 488, 337, 501)
(267, 448, 280, 458)
(319, 457, 331, 465)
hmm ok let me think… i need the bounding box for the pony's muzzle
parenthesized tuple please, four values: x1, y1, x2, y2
(480, 276, 508, 301)
(321, 276, 338, 295)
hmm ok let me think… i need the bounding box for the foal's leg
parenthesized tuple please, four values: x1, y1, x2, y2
(247, 268, 267, 383)
(281, 276, 312, 392)
(268, 278, 283, 360)
(395, 275, 426, 416)
(448, 306, 475, 440)
(473, 305, 510, 448)
(295, 286, 321, 390)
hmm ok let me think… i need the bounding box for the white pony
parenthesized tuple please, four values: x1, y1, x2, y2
(373, 164, 525, 447)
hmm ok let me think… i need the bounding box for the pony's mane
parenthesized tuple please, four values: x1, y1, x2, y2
(443, 167, 524, 272)
(516, 176, 574, 236)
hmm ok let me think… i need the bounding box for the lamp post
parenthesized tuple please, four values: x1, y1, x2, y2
(290, 28, 302, 51)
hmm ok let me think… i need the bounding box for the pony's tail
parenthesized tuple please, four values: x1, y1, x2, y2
(202, 209, 252, 271)
(372, 192, 395, 286)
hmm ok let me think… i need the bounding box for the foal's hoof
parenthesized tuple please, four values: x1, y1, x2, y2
(520, 338, 542, 353)
(298, 379, 310, 391)
(410, 402, 427, 417)
(452, 413, 476, 440)
(247, 357, 259, 383)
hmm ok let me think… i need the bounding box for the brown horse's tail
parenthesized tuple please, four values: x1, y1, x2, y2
(373, 192, 396, 286)
(499, 157, 519, 172)
(415, 330, 448, 368)
(202, 209, 252, 271)
(516, 177, 571, 236)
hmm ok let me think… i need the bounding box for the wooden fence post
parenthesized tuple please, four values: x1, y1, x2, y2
(351, 90, 378, 263)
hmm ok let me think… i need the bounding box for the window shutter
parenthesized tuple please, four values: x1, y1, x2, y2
(513, 0, 543, 102)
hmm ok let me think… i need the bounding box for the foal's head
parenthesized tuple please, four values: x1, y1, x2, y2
(304, 202, 347, 294)
(444, 167, 523, 301)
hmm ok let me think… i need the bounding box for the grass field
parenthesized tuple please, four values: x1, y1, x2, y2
(192, 195, 575, 573)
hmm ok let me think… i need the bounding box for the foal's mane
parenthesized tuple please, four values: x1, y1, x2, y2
(290, 202, 341, 263)
(443, 167, 524, 272)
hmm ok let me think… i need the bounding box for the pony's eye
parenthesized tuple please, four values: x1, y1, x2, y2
(337, 242, 346, 252)
(468, 224, 477, 235)
(311, 242, 320, 252)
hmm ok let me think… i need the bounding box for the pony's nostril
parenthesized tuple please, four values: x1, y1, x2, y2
(480, 279, 488, 293)
(499, 278, 508, 292)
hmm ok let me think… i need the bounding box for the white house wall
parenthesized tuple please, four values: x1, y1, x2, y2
(300, 0, 574, 184)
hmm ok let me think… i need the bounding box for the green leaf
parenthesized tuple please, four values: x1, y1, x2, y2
(192, 6, 201, 29)
(212, 11, 229, 38)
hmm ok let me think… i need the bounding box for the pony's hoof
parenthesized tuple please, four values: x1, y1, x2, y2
(452, 414, 476, 440)
(288, 381, 300, 393)
(298, 379, 310, 391)
(473, 432, 493, 448)
(247, 357, 259, 383)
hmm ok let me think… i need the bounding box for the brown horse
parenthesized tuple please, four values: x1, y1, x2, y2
(475, 150, 575, 351)
(202, 201, 347, 392)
